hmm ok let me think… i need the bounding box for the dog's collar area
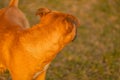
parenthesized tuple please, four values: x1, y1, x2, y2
(32, 63, 50, 79)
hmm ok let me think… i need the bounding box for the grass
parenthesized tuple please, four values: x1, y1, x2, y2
(0, 0, 120, 80)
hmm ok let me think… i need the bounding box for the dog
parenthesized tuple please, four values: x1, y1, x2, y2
(0, 0, 79, 80)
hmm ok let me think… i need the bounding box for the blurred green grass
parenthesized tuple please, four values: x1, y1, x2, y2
(0, 0, 120, 80)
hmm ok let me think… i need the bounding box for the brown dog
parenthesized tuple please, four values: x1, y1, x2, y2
(0, 0, 79, 80)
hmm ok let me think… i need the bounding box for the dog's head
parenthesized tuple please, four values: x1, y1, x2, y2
(36, 8, 79, 26)
(36, 8, 80, 43)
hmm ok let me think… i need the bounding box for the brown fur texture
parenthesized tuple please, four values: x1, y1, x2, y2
(0, 0, 29, 74)
(0, 0, 79, 80)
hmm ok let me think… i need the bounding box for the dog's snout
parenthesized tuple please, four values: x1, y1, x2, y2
(66, 15, 80, 28)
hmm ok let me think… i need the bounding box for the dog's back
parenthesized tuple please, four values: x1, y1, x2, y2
(0, 0, 29, 30)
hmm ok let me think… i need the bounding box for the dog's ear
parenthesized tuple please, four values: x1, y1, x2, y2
(36, 8, 51, 17)
(66, 14, 80, 27)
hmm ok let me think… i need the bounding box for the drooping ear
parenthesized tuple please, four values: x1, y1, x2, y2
(36, 8, 51, 17)
(66, 14, 80, 27)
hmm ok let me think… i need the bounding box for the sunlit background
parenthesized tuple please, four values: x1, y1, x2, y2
(0, 0, 120, 80)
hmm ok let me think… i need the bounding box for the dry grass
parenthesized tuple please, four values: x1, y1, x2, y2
(0, 0, 120, 80)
